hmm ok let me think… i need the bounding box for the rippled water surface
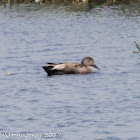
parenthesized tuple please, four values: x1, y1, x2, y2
(0, 2, 140, 140)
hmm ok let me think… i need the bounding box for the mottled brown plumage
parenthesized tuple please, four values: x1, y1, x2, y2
(42, 57, 99, 76)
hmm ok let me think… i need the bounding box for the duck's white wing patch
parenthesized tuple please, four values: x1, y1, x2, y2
(35, 0, 40, 2)
(52, 64, 66, 70)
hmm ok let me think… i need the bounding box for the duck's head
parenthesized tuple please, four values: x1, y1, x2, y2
(81, 57, 100, 70)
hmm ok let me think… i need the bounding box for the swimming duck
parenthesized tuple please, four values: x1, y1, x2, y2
(42, 57, 99, 76)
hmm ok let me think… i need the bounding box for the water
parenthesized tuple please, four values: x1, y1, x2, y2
(0, 2, 140, 140)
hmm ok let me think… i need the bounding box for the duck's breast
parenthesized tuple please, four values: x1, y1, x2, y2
(75, 66, 93, 74)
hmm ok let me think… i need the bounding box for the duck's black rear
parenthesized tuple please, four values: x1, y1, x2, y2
(42, 66, 65, 76)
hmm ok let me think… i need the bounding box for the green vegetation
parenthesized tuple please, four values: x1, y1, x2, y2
(133, 41, 140, 60)
(134, 41, 140, 52)
(134, 41, 140, 53)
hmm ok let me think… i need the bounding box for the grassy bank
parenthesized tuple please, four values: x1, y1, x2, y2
(0, 0, 139, 6)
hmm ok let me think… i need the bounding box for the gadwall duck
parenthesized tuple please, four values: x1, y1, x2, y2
(42, 57, 99, 76)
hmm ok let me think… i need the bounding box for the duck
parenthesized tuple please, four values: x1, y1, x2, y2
(42, 57, 99, 76)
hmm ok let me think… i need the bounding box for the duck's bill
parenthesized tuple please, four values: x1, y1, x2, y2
(93, 64, 100, 70)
